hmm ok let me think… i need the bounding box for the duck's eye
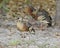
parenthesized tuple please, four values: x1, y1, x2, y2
(23, 11, 25, 13)
(17, 17, 19, 19)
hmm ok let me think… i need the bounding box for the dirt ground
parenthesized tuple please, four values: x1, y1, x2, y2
(0, 16, 60, 48)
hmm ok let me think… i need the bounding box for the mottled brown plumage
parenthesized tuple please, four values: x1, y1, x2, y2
(23, 5, 38, 20)
(16, 19, 35, 32)
(17, 21, 29, 32)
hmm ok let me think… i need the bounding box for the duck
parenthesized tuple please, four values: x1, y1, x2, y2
(16, 17, 29, 32)
(16, 17, 35, 32)
(36, 5, 52, 27)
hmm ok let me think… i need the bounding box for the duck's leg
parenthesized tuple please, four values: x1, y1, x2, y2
(29, 26, 35, 34)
